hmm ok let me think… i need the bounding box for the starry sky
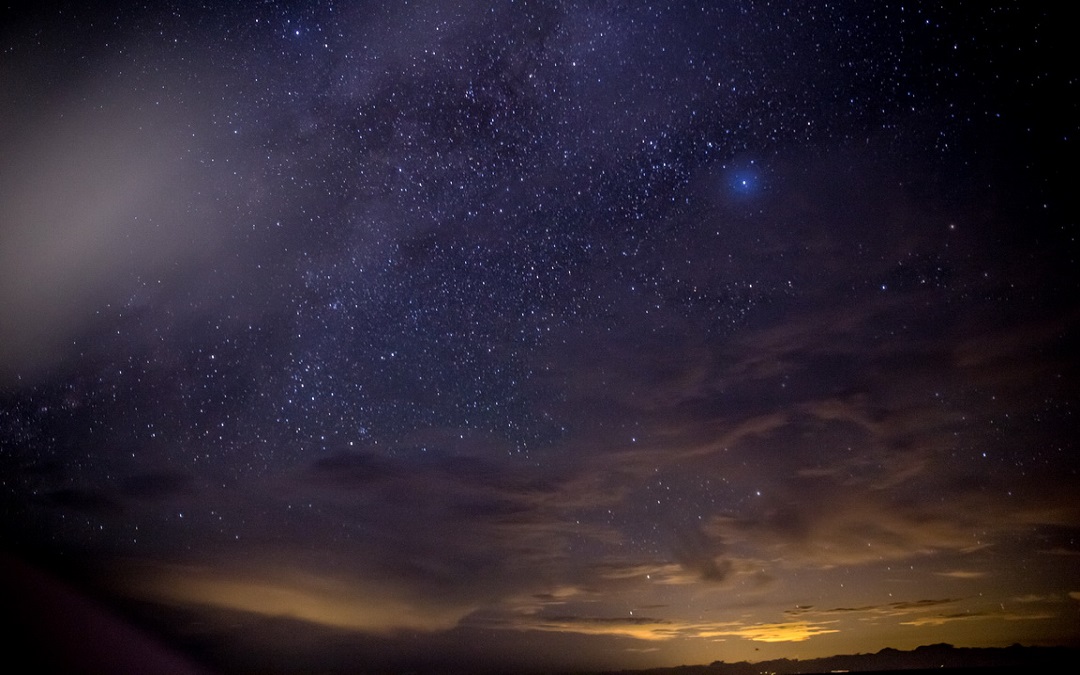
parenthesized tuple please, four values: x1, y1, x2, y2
(1, 1, 1077, 673)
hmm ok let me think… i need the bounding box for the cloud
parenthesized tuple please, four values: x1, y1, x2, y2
(0, 66, 230, 382)
(935, 570, 987, 580)
(120, 472, 196, 501)
(488, 611, 839, 643)
(594, 561, 703, 586)
(701, 467, 1080, 572)
(519, 614, 681, 641)
(953, 315, 1076, 371)
(45, 488, 121, 515)
(266, 448, 629, 607)
(1011, 594, 1060, 604)
(698, 622, 840, 642)
(1038, 547, 1080, 557)
(706, 491, 980, 569)
(782, 596, 1060, 629)
(305, 451, 401, 489)
(670, 524, 734, 584)
(899, 610, 1058, 627)
(120, 560, 474, 634)
(785, 598, 959, 619)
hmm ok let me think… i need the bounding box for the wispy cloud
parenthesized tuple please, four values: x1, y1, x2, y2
(483, 611, 839, 643)
(698, 622, 840, 642)
(784, 596, 1059, 628)
(899, 610, 1057, 627)
(120, 560, 475, 634)
(935, 570, 988, 580)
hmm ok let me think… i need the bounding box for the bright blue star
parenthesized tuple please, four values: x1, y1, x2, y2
(727, 163, 762, 196)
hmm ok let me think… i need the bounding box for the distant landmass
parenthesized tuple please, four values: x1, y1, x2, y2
(577, 643, 1078, 675)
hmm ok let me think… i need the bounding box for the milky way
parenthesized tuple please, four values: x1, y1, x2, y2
(1, 2, 1077, 672)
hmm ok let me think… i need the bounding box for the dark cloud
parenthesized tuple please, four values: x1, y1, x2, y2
(669, 524, 733, 585)
(45, 488, 121, 515)
(306, 451, 400, 487)
(120, 472, 196, 501)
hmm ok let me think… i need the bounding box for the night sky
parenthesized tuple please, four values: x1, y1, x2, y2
(1, 1, 1077, 673)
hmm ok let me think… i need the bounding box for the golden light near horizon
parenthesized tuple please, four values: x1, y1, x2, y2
(122, 561, 472, 634)
(700, 622, 841, 643)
